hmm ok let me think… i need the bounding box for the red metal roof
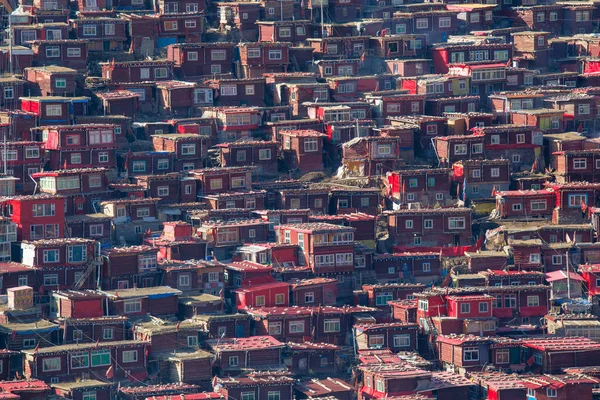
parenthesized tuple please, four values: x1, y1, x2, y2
(522, 337, 600, 351)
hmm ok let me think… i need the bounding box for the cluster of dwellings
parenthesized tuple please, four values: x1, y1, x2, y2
(4, 0, 600, 396)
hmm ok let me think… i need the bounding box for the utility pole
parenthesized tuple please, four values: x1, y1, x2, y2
(566, 250, 571, 300)
(320, 0, 324, 38)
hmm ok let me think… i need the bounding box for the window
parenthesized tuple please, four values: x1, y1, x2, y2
(88, 175, 102, 188)
(376, 292, 393, 306)
(46, 46, 60, 58)
(68, 245, 87, 263)
(44, 274, 58, 286)
(521, 199, 543, 212)
(229, 356, 239, 367)
(104, 23, 115, 35)
(279, 27, 291, 37)
(70, 153, 82, 165)
(472, 143, 483, 154)
(83, 393, 96, 400)
(463, 347, 479, 361)
(103, 328, 113, 340)
(470, 12, 480, 23)
(416, 18, 428, 28)
(44, 249, 59, 263)
(124, 299, 141, 313)
(423, 263, 431, 272)
(529, 254, 541, 263)
(236, 151, 246, 162)
(123, 350, 138, 363)
(21, 31, 37, 42)
(275, 293, 285, 305)
(255, 296, 265, 306)
(269, 50, 282, 60)
(164, 21, 178, 31)
(527, 295, 539, 307)
(247, 48, 260, 58)
(550, 11, 557, 21)
(439, 17, 451, 27)
(496, 348, 509, 364)
(512, 154, 521, 163)
(569, 194, 587, 208)
(220, 85, 237, 96)
(297, 26, 306, 35)
(241, 393, 254, 400)
(547, 388, 557, 398)
(187, 51, 198, 61)
(98, 152, 109, 163)
(304, 138, 318, 152)
(269, 322, 282, 335)
(324, 319, 340, 332)
(460, 303, 470, 314)
(46, 105, 61, 116)
(405, 220, 413, 229)
(369, 335, 384, 347)
(67, 47, 80, 58)
(185, 20, 196, 28)
(18, 275, 28, 287)
(579, 104, 591, 115)
(3, 86, 13, 100)
(42, 358, 61, 371)
(154, 68, 168, 79)
(245, 85, 255, 95)
(454, 144, 467, 155)
(479, 302, 488, 313)
(258, 148, 271, 160)
(89, 224, 103, 237)
(536, 13, 544, 22)
(181, 143, 196, 155)
(267, 392, 280, 400)
(393, 335, 410, 347)
(71, 352, 89, 369)
(83, 25, 97, 36)
(448, 217, 465, 229)
(179, 274, 190, 287)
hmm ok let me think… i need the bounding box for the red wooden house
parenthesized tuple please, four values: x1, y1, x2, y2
(238, 42, 290, 79)
(188, 166, 254, 195)
(436, 335, 493, 371)
(21, 96, 90, 126)
(2, 194, 65, 241)
(104, 286, 181, 316)
(473, 125, 542, 172)
(433, 134, 485, 165)
(371, 252, 441, 282)
(385, 208, 473, 247)
(71, 18, 127, 51)
(362, 283, 424, 309)
(494, 188, 555, 219)
(206, 336, 285, 373)
(446, 295, 493, 319)
(101, 60, 175, 83)
(30, 40, 88, 71)
(23, 340, 149, 383)
(167, 42, 235, 78)
(354, 323, 419, 352)
(215, 141, 278, 176)
(214, 374, 294, 400)
(23, 66, 79, 97)
(521, 337, 600, 373)
(522, 375, 598, 400)
(280, 129, 325, 173)
(42, 124, 117, 170)
(245, 307, 312, 343)
(290, 277, 337, 306)
(386, 169, 452, 207)
(430, 42, 512, 74)
(0, 141, 43, 194)
(341, 136, 402, 177)
(275, 222, 355, 275)
(152, 133, 207, 171)
(233, 281, 290, 309)
(224, 261, 273, 288)
(197, 219, 270, 260)
(21, 238, 99, 290)
(454, 159, 511, 200)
